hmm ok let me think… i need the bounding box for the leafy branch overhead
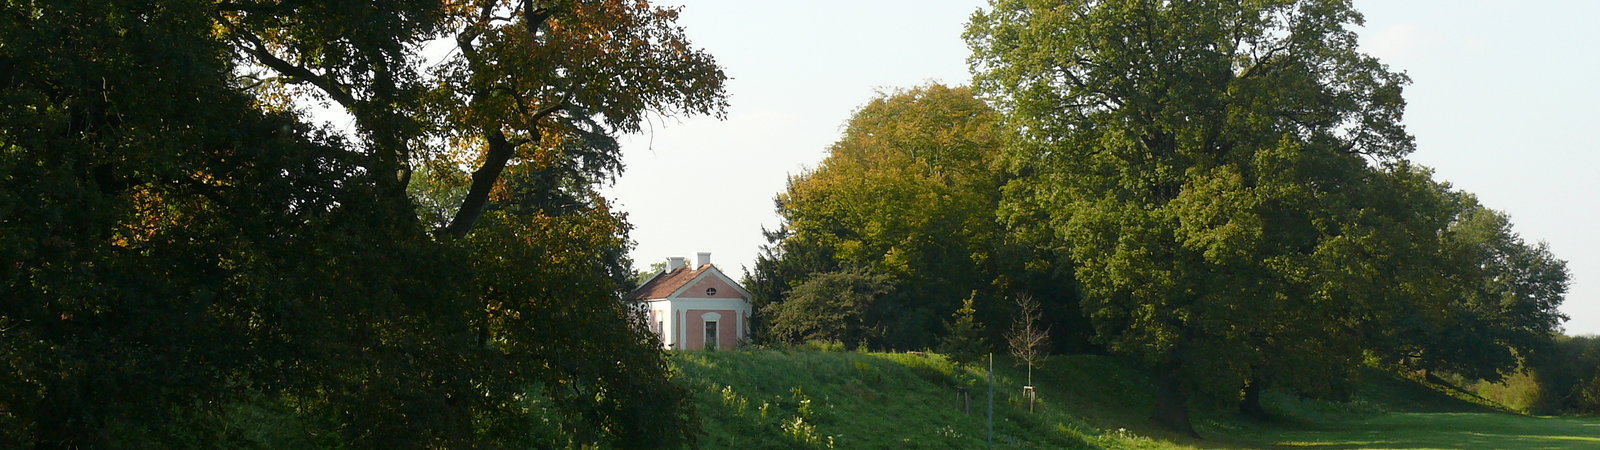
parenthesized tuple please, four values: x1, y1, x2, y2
(216, 0, 727, 236)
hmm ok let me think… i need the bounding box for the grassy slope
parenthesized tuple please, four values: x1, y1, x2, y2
(670, 349, 1600, 449)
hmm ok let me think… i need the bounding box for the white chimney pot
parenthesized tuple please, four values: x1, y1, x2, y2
(696, 252, 711, 268)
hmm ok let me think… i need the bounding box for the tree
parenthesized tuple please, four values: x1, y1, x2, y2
(763, 269, 895, 346)
(772, 84, 1004, 348)
(755, 84, 1088, 351)
(1532, 335, 1600, 414)
(1241, 161, 1459, 416)
(633, 260, 670, 289)
(970, 0, 1416, 434)
(941, 292, 990, 367)
(1, 1, 401, 445)
(2, 0, 725, 446)
(463, 197, 696, 446)
(744, 224, 841, 344)
(1007, 294, 1051, 388)
(216, 0, 727, 237)
(1389, 191, 1570, 383)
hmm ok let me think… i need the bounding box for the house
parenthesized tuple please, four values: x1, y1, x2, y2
(629, 252, 752, 350)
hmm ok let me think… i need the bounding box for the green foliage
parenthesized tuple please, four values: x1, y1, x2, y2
(2, 0, 724, 447)
(940, 293, 989, 367)
(1519, 335, 1600, 414)
(463, 200, 698, 447)
(964, 0, 1567, 433)
(764, 269, 895, 346)
(2, 1, 424, 445)
(754, 83, 1088, 351)
(745, 226, 840, 344)
(632, 260, 670, 289)
(1471, 370, 1545, 413)
(1393, 196, 1571, 382)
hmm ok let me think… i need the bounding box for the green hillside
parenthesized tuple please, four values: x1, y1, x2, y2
(670, 349, 1600, 449)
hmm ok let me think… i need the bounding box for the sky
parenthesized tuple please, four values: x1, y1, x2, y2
(603, 0, 1600, 335)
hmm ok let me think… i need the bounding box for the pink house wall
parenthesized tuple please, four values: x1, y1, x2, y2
(685, 308, 738, 350)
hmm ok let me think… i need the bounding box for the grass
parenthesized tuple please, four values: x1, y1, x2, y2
(1248, 412, 1600, 449)
(669, 348, 1600, 449)
(1215, 372, 1600, 449)
(672, 349, 1097, 448)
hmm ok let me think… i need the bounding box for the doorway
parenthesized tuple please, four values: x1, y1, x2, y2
(704, 321, 718, 350)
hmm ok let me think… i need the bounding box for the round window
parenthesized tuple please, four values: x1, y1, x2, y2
(705, 287, 718, 296)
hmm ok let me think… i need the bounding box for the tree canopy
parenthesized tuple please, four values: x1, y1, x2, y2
(968, 0, 1566, 434)
(1, 0, 725, 447)
(1385, 189, 1571, 382)
(764, 269, 896, 346)
(752, 84, 1088, 351)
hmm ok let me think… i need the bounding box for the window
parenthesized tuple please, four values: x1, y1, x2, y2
(704, 321, 718, 350)
(705, 287, 717, 296)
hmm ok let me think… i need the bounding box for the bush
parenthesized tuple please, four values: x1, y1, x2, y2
(1476, 335, 1600, 414)
(764, 270, 894, 346)
(1533, 336, 1600, 414)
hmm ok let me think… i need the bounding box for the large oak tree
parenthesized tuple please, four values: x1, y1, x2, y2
(969, 0, 1420, 434)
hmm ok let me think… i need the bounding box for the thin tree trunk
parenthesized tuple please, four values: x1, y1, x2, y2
(1154, 368, 1200, 438)
(1239, 377, 1268, 420)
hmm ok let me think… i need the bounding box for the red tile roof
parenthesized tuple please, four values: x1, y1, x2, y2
(629, 264, 713, 300)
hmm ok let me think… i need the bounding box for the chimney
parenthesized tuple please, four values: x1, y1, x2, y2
(696, 252, 711, 268)
(666, 257, 687, 271)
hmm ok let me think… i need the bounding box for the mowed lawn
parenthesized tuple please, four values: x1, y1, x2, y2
(1242, 412, 1600, 449)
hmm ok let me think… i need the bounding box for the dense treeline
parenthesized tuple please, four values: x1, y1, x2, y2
(747, 85, 1091, 353)
(1, 0, 723, 447)
(752, 0, 1572, 435)
(1473, 335, 1600, 415)
(1535, 336, 1600, 414)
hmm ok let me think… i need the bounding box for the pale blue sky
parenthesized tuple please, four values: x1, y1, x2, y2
(605, 0, 1600, 335)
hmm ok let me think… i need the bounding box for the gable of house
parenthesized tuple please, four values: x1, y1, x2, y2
(631, 263, 750, 302)
(672, 267, 749, 300)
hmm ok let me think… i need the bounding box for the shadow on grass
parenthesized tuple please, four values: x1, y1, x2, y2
(1262, 412, 1600, 449)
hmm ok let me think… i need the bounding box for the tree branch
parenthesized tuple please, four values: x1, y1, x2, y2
(437, 104, 565, 239)
(436, 3, 568, 238)
(234, 31, 358, 109)
(440, 127, 516, 239)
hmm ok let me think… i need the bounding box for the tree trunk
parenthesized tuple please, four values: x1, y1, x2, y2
(440, 128, 515, 239)
(1239, 377, 1269, 421)
(1154, 369, 1199, 438)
